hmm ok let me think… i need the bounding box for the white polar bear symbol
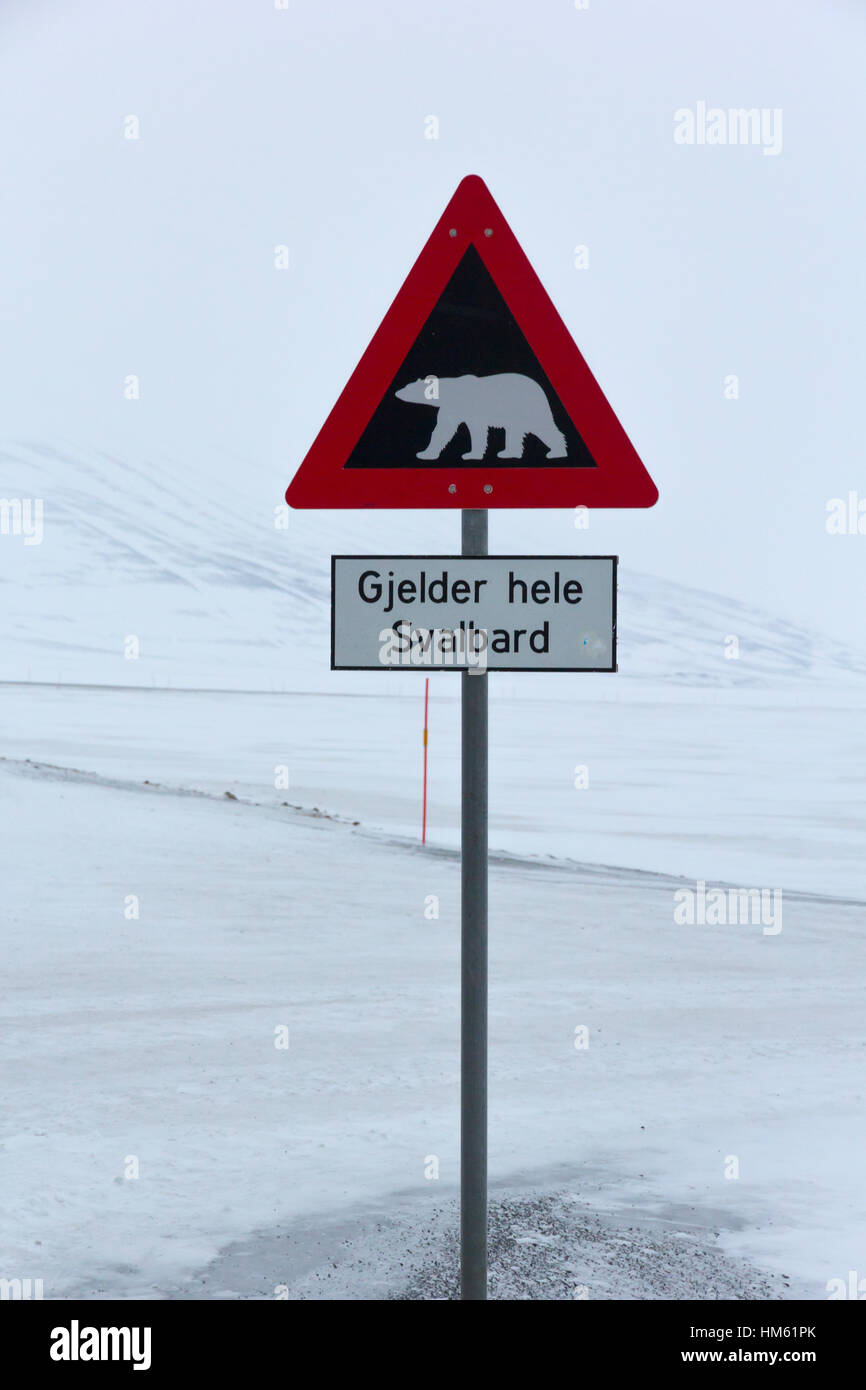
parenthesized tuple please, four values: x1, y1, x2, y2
(395, 372, 568, 461)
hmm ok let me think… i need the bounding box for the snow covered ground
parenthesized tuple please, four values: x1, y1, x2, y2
(1, 691, 864, 1299)
(3, 679, 864, 899)
(2, 440, 865, 1299)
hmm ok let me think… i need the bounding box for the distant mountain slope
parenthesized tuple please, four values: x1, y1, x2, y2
(619, 569, 866, 685)
(2, 441, 865, 690)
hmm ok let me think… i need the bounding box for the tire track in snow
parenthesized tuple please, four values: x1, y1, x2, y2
(1, 752, 863, 908)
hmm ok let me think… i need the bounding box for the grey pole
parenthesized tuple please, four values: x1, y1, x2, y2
(461, 507, 488, 1300)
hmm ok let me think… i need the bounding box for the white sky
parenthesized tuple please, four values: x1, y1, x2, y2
(1, 0, 864, 642)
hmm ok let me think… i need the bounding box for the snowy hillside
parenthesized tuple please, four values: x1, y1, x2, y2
(2, 440, 865, 690)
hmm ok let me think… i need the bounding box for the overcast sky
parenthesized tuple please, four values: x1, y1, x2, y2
(1, 0, 864, 642)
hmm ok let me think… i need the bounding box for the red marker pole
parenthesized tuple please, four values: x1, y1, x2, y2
(422, 677, 430, 844)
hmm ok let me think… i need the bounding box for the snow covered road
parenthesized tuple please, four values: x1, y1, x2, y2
(3, 679, 865, 898)
(2, 736, 864, 1298)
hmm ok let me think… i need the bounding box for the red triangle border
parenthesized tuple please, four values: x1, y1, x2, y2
(286, 175, 658, 509)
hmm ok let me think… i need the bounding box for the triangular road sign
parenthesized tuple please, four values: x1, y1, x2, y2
(286, 175, 657, 510)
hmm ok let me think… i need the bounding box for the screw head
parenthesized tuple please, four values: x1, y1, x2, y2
(483, 484, 493, 494)
(448, 483, 457, 493)
(448, 228, 458, 238)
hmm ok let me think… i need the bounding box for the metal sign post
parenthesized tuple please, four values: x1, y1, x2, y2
(460, 508, 488, 1300)
(288, 175, 657, 1305)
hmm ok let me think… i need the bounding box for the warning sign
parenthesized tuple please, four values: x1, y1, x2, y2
(331, 555, 617, 671)
(286, 176, 658, 510)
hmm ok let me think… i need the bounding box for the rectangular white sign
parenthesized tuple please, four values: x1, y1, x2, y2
(331, 555, 617, 672)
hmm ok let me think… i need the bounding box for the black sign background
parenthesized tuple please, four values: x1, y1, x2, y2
(345, 245, 597, 470)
